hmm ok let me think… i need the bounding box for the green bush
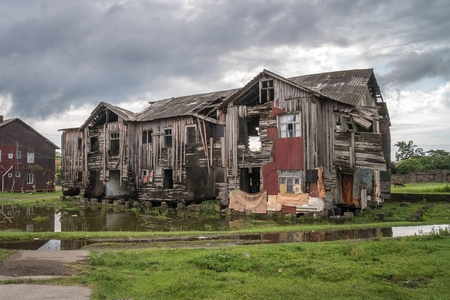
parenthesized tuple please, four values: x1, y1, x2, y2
(396, 158, 422, 174)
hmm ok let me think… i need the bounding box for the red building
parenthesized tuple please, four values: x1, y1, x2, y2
(0, 116, 59, 192)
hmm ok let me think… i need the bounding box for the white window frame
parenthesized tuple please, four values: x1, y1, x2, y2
(278, 113, 301, 138)
(8, 173, 12, 178)
(16, 172, 21, 177)
(16, 150, 21, 159)
(27, 173, 34, 184)
(8, 153, 13, 159)
(27, 152, 34, 163)
(278, 170, 303, 193)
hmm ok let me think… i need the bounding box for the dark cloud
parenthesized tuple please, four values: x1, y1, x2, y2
(0, 0, 449, 119)
(379, 51, 450, 88)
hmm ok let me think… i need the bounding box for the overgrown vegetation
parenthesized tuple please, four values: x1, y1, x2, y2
(63, 234, 450, 299)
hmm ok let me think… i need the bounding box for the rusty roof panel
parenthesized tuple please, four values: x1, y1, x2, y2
(288, 69, 374, 106)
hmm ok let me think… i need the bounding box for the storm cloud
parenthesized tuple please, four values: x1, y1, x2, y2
(0, 0, 449, 126)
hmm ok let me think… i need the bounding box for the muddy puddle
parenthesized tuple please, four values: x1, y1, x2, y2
(1, 224, 448, 251)
(1, 204, 448, 250)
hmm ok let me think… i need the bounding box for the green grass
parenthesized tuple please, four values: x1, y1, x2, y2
(391, 182, 450, 194)
(0, 190, 63, 199)
(64, 234, 450, 299)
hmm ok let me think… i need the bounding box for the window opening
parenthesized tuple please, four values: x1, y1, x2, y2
(279, 114, 301, 138)
(142, 130, 152, 144)
(27, 152, 34, 163)
(164, 128, 172, 147)
(77, 172, 83, 183)
(164, 169, 173, 189)
(239, 167, 260, 193)
(260, 80, 274, 104)
(247, 116, 261, 151)
(78, 138, 82, 150)
(110, 132, 120, 156)
(90, 136, 99, 152)
(27, 173, 34, 184)
(279, 170, 302, 193)
(185, 125, 197, 148)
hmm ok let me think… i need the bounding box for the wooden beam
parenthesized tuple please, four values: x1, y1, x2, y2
(191, 113, 225, 126)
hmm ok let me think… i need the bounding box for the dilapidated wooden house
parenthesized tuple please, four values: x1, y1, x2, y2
(61, 68, 390, 213)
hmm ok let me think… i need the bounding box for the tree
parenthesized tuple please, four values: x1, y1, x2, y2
(394, 140, 424, 163)
(426, 149, 449, 157)
(396, 159, 422, 174)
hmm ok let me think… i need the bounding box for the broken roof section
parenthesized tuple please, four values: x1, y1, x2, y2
(79, 102, 137, 130)
(137, 89, 238, 122)
(289, 68, 382, 106)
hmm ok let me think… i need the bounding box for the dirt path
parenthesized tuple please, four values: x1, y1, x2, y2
(0, 250, 91, 299)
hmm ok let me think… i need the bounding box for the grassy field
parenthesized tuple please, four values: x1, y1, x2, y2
(56, 233, 450, 300)
(391, 182, 450, 194)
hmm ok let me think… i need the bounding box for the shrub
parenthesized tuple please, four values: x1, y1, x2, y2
(396, 158, 422, 174)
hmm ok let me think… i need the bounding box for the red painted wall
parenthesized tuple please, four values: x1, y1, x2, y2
(262, 125, 304, 195)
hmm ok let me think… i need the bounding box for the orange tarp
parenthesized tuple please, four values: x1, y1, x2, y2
(267, 193, 309, 211)
(229, 189, 267, 214)
(316, 167, 325, 198)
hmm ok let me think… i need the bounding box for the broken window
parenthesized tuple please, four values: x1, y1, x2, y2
(247, 116, 261, 151)
(78, 138, 82, 150)
(142, 130, 152, 144)
(260, 80, 274, 103)
(27, 173, 34, 184)
(90, 136, 99, 152)
(164, 128, 172, 147)
(27, 152, 34, 163)
(164, 169, 173, 189)
(279, 170, 302, 193)
(279, 114, 301, 138)
(77, 171, 83, 183)
(110, 132, 120, 156)
(185, 125, 197, 148)
(143, 169, 153, 183)
(335, 114, 356, 133)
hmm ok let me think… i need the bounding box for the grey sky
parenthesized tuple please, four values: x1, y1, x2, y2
(0, 0, 449, 150)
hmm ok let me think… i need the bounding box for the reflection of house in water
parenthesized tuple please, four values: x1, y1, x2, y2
(61, 69, 390, 215)
(0, 205, 55, 232)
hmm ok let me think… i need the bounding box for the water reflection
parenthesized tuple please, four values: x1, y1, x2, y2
(0, 205, 230, 232)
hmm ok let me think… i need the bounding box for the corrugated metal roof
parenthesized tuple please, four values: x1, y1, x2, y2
(288, 69, 374, 106)
(137, 89, 239, 122)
